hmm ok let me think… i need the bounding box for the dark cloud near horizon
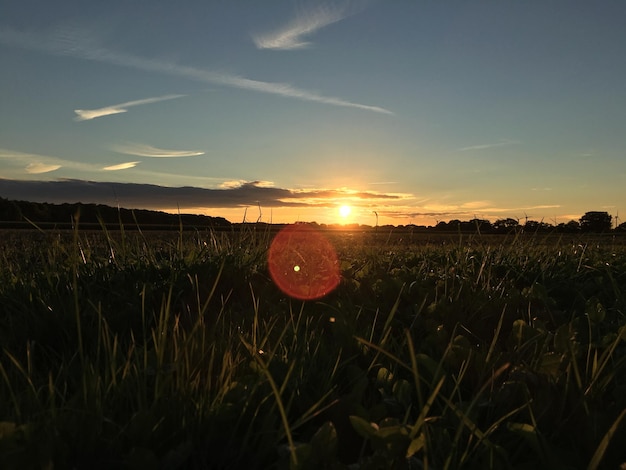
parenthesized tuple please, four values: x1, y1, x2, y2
(380, 210, 464, 218)
(0, 179, 401, 210)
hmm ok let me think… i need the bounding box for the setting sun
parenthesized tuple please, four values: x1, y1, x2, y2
(339, 205, 351, 218)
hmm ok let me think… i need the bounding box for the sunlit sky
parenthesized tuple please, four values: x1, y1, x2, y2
(1, 0, 625, 226)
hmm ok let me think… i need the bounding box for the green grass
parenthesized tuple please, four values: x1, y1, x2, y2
(0, 226, 625, 469)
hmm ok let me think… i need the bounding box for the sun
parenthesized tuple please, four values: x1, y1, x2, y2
(339, 205, 352, 218)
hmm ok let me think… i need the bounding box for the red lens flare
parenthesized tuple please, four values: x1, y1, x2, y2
(268, 225, 341, 300)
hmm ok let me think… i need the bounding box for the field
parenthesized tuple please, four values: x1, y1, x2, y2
(0, 226, 625, 469)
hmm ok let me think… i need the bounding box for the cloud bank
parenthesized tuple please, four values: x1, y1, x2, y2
(0, 27, 392, 115)
(0, 179, 404, 211)
(75, 94, 184, 121)
(253, 2, 352, 50)
(0, 178, 565, 225)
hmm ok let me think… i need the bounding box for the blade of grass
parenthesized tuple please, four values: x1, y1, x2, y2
(587, 408, 626, 470)
(240, 335, 298, 466)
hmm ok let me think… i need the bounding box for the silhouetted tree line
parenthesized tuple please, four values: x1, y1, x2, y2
(432, 211, 621, 233)
(0, 197, 623, 233)
(0, 198, 230, 229)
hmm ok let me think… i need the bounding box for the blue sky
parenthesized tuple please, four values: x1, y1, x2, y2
(1, 0, 625, 226)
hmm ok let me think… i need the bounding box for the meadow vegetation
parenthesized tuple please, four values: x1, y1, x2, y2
(0, 225, 625, 469)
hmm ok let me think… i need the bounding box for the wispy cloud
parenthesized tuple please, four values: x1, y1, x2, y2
(0, 27, 392, 115)
(460, 200, 491, 209)
(112, 143, 205, 158)
(220, 180, 275, 189)
(26, 163, 61, 174)
(1, 149, 68, 174)
(220, 180, 248, 189)
(252, 2, 354, 50)
(75, 94, 184, 121)
(103, 162, 140, 171)
(0, 148, 138, 174)
(458, 139, 520, 152)
(527, 204, 561, 210)
(0, 148, 236, 188)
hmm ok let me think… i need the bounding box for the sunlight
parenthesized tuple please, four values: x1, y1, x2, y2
(339, 205, 351, 218)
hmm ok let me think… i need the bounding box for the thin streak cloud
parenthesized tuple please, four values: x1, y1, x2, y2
(458, 140, 520, 152)
(102, 162, 140, 171)
(0, 27, 392, 115)
(112, 143, 205, 158)
(75, 94, 184, 121)
(253, 2, 351, 50)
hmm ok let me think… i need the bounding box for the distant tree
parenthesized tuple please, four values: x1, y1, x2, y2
(493, 218, 519, 233)
(449, 220, 462, 231)
(468, 218, 492, 233)
(459, 220, 473, 231)
(579, 211, 612, 233)
(0, 198, 21, 221)
(524, 220, 552, 232)
(617, 221, 626, 232)
(556, 220, 580, 233)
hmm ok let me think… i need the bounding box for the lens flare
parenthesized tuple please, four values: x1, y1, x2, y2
(268, 225, 340, 300)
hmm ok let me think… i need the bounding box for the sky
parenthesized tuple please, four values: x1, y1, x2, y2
(1, 0, 625, 227)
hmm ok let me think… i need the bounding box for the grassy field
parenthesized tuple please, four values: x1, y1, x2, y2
(0, 226, 625, 469)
